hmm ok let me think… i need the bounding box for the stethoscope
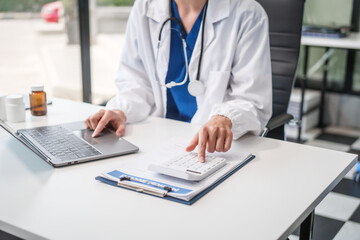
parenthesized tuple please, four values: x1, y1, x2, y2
(154, 0, 209, 97)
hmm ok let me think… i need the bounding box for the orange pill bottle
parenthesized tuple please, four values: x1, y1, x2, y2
(29, 85, 47, 116)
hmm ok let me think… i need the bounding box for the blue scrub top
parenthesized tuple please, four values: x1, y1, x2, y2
(165, 1, 205, 122)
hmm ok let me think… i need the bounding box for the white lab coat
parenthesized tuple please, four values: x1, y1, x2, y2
(106, 0, 272, 139)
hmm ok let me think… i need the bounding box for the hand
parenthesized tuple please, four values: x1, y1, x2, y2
(84, 109, 127, 137)
(185, 115, 233, 162)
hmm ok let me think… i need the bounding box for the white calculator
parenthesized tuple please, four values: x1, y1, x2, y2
(148, 152, 226, 181)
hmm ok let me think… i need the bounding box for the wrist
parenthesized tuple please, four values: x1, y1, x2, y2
(212, 114, 232, 128)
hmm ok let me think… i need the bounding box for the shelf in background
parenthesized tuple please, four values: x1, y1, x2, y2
(301, 32, 360, 50)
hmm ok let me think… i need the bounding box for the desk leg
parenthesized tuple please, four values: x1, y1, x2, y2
(300, 211, 315, 240)
(344, 49, 355, 93)
(298, 46, 309, 143)
(318, 47, 330, 129)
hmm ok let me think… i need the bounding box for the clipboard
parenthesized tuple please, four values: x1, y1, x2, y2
(95, 155, 255, 205)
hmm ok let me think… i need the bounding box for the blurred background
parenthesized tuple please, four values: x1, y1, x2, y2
(0, 0, 134, 105)
(0, 1, 360, 239)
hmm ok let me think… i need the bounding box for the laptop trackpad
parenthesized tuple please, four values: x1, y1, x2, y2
(72, 128, 119, 145)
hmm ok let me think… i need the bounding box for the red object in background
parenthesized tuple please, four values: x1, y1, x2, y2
(40, 1, 63, 23)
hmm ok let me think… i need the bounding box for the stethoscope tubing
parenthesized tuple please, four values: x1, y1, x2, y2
(154, 0, 208, 96)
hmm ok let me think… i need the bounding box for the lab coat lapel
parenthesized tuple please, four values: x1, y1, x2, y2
(147, 0, 171, 85)
(190, 0, 230, 122)
(189, 0, 230, 81)
(146, 0, 169, 23)
(147, 0, 171, 116)
(205, 0, 231, 50)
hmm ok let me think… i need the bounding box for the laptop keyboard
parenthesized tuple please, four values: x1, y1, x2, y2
(23, 126, 101, 161)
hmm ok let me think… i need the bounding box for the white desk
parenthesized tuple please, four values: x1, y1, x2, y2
(0, 98, 357, 240)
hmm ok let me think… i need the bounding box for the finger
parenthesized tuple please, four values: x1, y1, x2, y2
(115, 122, 126, 136)
(215, 128, 226, 152)
(224, 130, 233, 152)
(89, 119, 96, 130)
(185, 133, 199, 152)
(109, 113, 126, 136)
(92, 111, 112, 137)
(88, 117, 95, 130)
(84, 118, 91, 129)
(198, 127, 208, 162)
(206, 127, 217, 153)
(89, 110, 105, 130)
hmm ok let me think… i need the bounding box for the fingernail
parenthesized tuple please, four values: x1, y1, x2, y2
(199, 156, 205, 163)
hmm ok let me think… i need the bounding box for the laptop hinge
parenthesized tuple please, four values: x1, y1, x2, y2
(18, 133, 52, 161)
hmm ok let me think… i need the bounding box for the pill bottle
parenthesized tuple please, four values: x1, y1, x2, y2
(5, 95, 25, 123)
(29, 85, 47, 116)
(0, 94, 6, 121)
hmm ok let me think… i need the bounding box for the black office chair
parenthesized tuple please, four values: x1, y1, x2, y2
(256, 0, 305, 140)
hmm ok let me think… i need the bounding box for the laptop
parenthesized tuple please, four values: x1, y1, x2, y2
(0, 120, 139, 167)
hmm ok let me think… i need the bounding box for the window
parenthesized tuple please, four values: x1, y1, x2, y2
(86, 0, 134, 104)
(0, 0, 83, 101)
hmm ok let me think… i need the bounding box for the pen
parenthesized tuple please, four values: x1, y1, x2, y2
(119, 175, 173, 193)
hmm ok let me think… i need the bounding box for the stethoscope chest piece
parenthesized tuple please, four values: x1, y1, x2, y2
(188, 80, 205, 97)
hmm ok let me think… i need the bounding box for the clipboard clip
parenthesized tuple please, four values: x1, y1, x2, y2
(117, 175, 173, 198)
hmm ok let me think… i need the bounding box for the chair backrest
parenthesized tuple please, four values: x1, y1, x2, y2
(255, 0, 305, 139)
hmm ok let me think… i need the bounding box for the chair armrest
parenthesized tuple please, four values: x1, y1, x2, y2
(261, 113, 294, 137)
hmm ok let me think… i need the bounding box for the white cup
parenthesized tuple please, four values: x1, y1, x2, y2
(6, 94, 25, 123)
(0, 95, 6, 121)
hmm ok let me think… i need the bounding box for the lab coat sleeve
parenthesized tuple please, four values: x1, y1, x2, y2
(106, 3, 155, 123)
(210, 15, 272, 139)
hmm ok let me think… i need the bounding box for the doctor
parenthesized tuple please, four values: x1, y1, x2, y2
(85, 0, 272, 162)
